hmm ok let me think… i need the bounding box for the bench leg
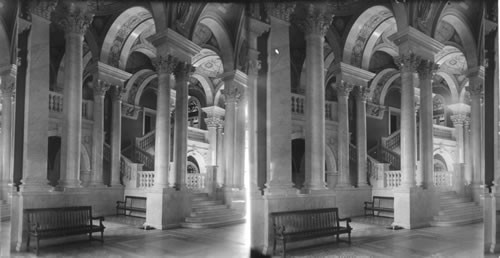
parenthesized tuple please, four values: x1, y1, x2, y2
(348, 233, 351, 244)
(282, 240, 286, 258)
(336, 233, 339, 243)
(36, 238, 40, 256)
(101, 230, 104, 243)
(26, 234, 30, 252)
(273, 238, 276, 255)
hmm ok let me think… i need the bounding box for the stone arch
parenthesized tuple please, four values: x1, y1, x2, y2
(433, 147, 455, 171)
(434, 71, 459, 103)
(191, 73, 215, 106)
(213, 81, 225, 108)
(100, 6, 154, 68)
(342, 5, 395, 68)
(196, 10, 235, 71)
(187, 149, 207, 174)
(368, 68, 400, 106)
(438, 12, 478, 69)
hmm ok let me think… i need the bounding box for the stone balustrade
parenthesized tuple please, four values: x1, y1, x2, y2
(291, 93, 336, 121)
(381, 130, 400, 151)
(434, 171, 453, 188)
(49, 91, 93, 120)
(186, 173, 206, 192)
(433, 124, 455, 140)
(384, 170, 402, 188)
(136, 130, 156, 150)
(137, 171, 155, 188)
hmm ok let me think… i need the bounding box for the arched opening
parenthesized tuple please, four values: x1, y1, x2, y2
(434, 154, 448, 172)
(187, 156, 200, 174)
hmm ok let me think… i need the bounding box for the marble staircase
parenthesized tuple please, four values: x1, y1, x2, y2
(431, 191, 482, 227)
(0, 201, 10, 221)
(181, 193, 245, 229)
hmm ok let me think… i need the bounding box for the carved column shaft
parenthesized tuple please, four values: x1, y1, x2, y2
(468, 79, 483, 188)
(336, 82, 354, 187)
(90, 80, 110, 186)
(0, 72, 15, 191)
(110, 85, 125, 186)
(153, 55, 178, 188)
(296, 3, 333, 191)
(223, 84, 241, 189)
(173, 62, 194, 190)
(355, 86, 370, 187)
(396, 53, 421, 188)
(55, 1, 94, 188)
(417, 59, 437, 188)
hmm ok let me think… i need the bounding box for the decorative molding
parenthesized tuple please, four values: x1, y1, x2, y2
(219, 70, 248, 89)
(265, 3, 296, 22)
(121, 102, 141, 120)
(174, 62, 195, 81)
(147, 28, 202, 64)
(388, 26, 444, 61)
(92, 61, 132, 87)
(204, 117, 224, 128)
(0, 64, 16, 96)
(202, 106, 225, 118)
(222, 87, 241, 103)
(53, 1, 95, 35)
(111, 85, 126, 101)
(450, 114, 467, 126)
(355, 86, 370, 102)
(366, 102, 385, 120)
(248, 17, 270, 37)
(339, 62, 375, 87)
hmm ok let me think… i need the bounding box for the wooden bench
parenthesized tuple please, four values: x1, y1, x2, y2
(270, 208, 352, 256)
(116, 196, 146, 218)
(364, 196, 394, 217)
(25, 206, 105, 255)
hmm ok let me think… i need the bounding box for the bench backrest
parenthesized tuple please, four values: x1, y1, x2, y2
(25, 206, 93, 230)
(373, 196, 394, 208)
(270, 208, 340, 233)
(125, 196, 147, 208)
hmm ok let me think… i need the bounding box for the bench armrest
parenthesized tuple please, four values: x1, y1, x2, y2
(273, 223, 286, 236)
(339, 217, 352, 230)
(92, 216, 105, 228)
(116, 201, 125, 206)
(364, 201, 373, 208)
(30, 222, 40, 233)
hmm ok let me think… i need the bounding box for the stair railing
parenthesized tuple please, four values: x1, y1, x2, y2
(135, 130, 156, 151)
(381, 129, 401, 151)
(434, 171, 453, 189)
(186, 173, 206, 192)
(379, 145, 401, 170)
(132, 145, 155, 170)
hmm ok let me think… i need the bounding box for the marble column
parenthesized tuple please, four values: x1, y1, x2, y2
(216, 124, 225, 187)
(173, 63, 193, 190)
(417, 60, 437, 188)
(247, 15, 269, 195)
(110, 86, 125, 187)
(355, 86, 369, 187)
(396, 53, 421, 188)
(234, 90, 246, 190)
(464, 117, 472, 185)
(337, 82, 354, 187)
(89, 80, 110, 186)
(264, 3, 295, 194)
(0, 68, 15, 195)
(56, 2, 94, 188)
(152, 55, 177, 189)
(467, 76, 483, 191)
(295, 4, 333, 191)
(222, 77, 241, 189)
(451, 112, 467, 196)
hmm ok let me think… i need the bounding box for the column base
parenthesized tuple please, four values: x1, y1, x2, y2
(145, 187, 191, 230)
(471, 183, 483, 204)
(334, 183, 354, 189)
(392, 186, 438, 229)
(18, 179, 52, 192)
(56, 179, 82, 189)
(264, 181, 297, 196)
(356, 183, 370, 189)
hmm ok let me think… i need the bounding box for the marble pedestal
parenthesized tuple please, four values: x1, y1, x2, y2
(10, 186, 123, 252)
(251, 190, 337, 255)
(393, 186, 438, 229)
(472, 184, 483, 204)
(145, 188, 191, 230)
(335, 187, 372, 218)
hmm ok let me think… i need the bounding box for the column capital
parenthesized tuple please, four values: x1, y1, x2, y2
(395, 53, 422, 73)
(53, 1, 94, 35)
(111, 85, 126, 102)
(467, 83, 483, 98)
(247, 57, 261, 75)
(293, 3, 334, 37)
(337, 81, 354, 97)
(147, 28, 201, 64)
(339, 62, 376, 88)
(202, 105, 225, 118)
(388, 26, 444, 61)
(204, 117, 224, 128)
(93, 79, 111, 97)
(448, 103, 471, 116)
(417, 59, 438, 79)
(153, 54, 179, 74)
(354, 86, 370, 102)
(173, 62, 195, 80)
(29, 0, 58, 21)
(451, 114, 467, 126)
(248, 16, 270, 37)
(222, 87, 241, 104)
(265, 3, 296, 22)
(92, 61, 132, 88)
(464, 116, 471, 128)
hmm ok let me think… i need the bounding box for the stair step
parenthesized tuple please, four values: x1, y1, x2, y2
(439, 205, 481, 215)
(434, 211, 482, 221)
(181, 218, 245, 229)
(192, 204, 229, 212)
(185, 213, 243, 223)
(192, 200, 223, 207)
(430, 217, 482, 227)
(190, 208, 240, 217)
(0, 202, 10, 222)
(440, 201, 477, 209)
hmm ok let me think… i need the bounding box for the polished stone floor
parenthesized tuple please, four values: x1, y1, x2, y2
(0, 216, 483, 257)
